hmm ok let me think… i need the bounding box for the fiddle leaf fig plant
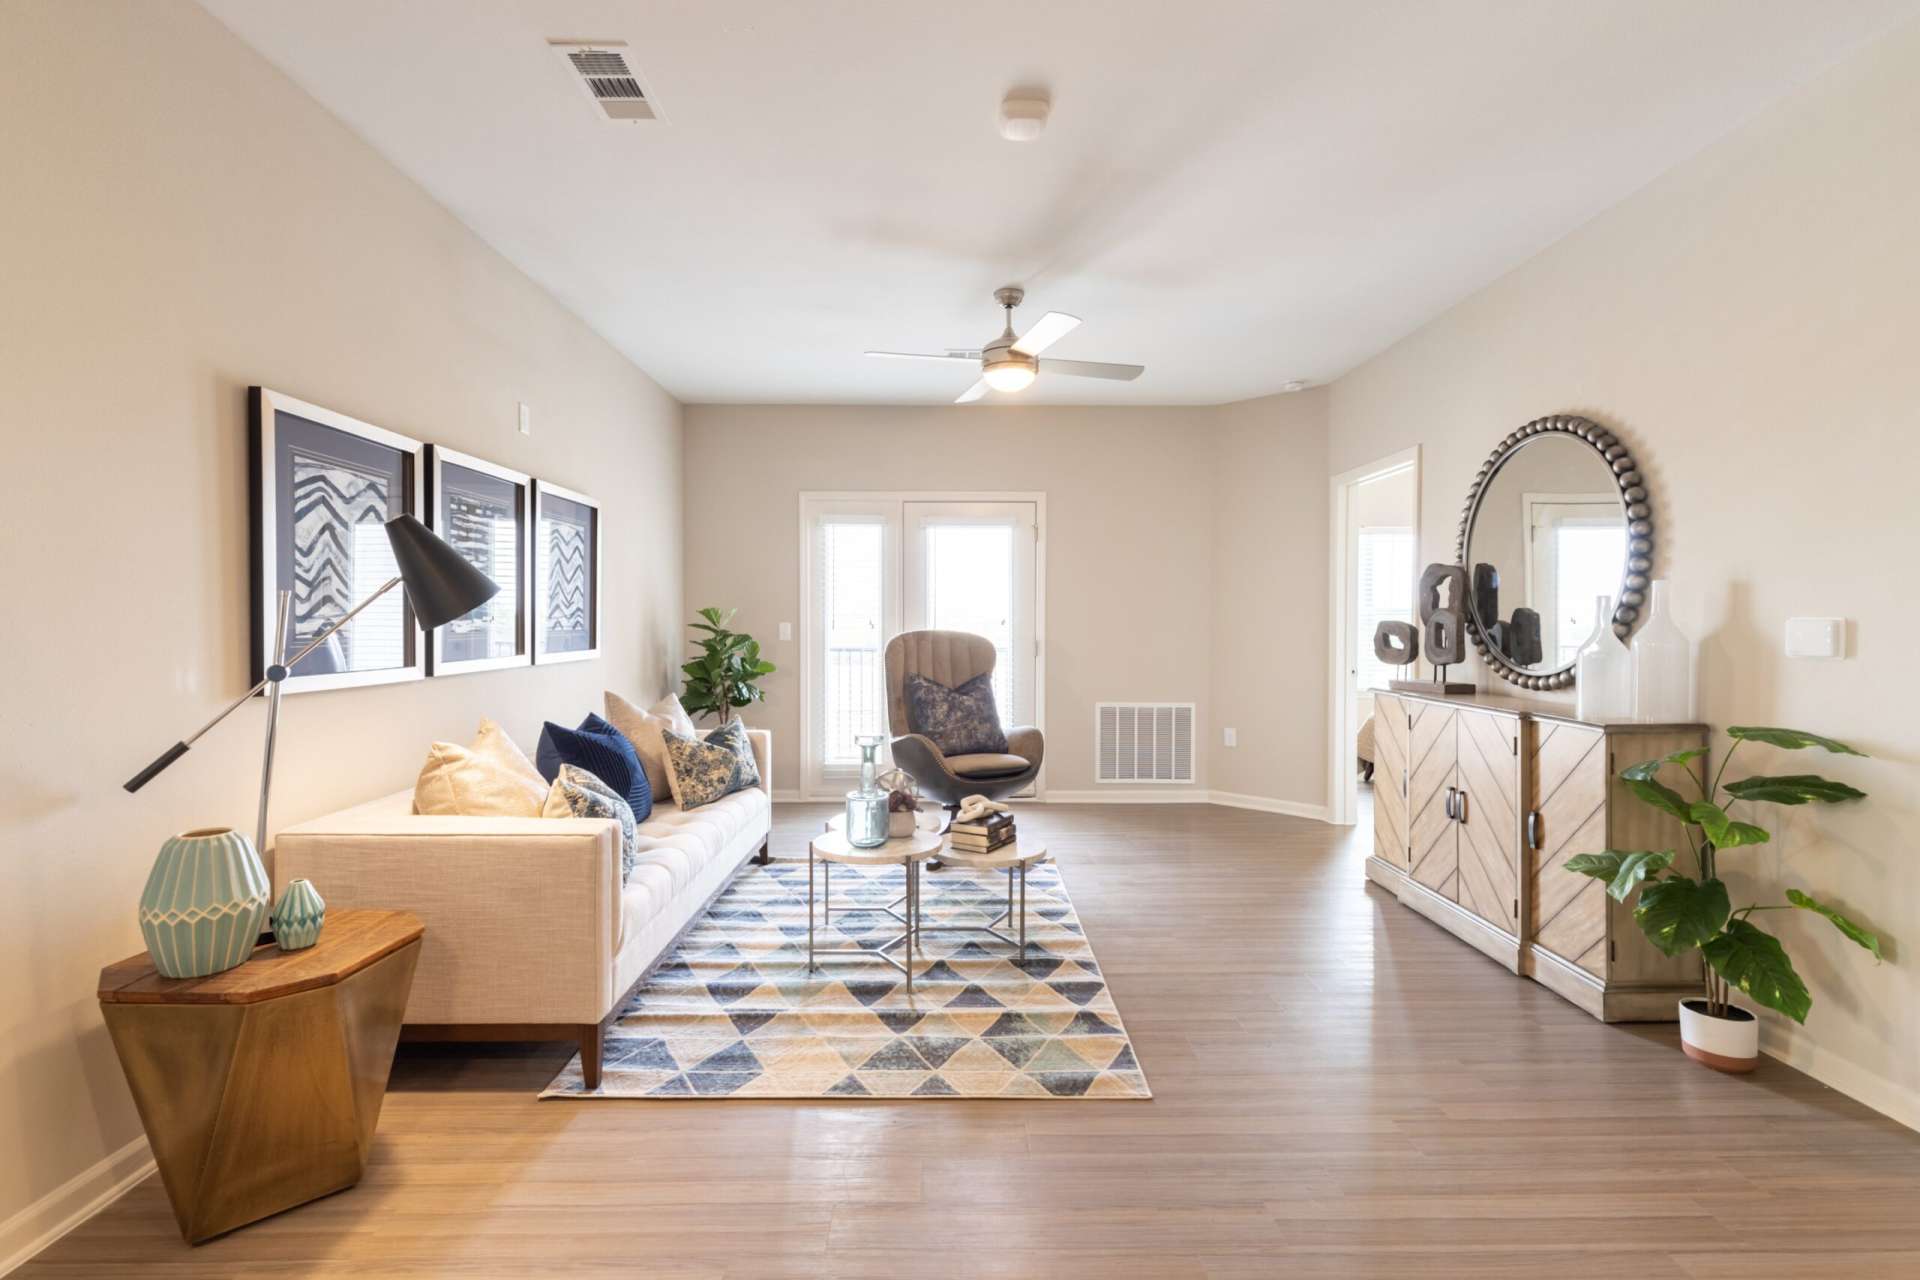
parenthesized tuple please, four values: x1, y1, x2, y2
(680, 607, 776, 724)
(1563, 725, 1877, 1024)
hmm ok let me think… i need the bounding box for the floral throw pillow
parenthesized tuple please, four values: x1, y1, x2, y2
(542, 764, 639, 880)
(662, 720, 762, 809)
(904, 672, 1008, 756)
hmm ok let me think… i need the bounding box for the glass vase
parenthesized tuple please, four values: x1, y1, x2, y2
(1574, 594, 1632, 722)
(1631, 579, 1693, 721)
(844, 735, 889, 848)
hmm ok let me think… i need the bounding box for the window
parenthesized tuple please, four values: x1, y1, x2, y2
(814, 516, 888, 770)
(1355, 527, 1414, 694)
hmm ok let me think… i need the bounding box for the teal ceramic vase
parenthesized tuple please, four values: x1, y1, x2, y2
(272, 878, 327, 951)
(137, 827, 271, 978)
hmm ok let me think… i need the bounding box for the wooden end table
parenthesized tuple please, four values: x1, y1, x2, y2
(97, 908, 423, 1243)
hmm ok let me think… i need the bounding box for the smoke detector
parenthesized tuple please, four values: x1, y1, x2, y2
(1279, 379, 1311, 393)
(550, 39, 660, 122)
(998, 93, 1050, 142)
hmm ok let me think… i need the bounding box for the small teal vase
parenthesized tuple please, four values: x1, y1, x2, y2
(137, 827, 271, 978)
(272, 878, 327, 951)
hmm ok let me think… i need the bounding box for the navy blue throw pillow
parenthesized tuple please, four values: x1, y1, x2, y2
(537, 713, 653, 821)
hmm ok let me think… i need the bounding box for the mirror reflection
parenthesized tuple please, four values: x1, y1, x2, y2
(1462, 436, 1627, 675)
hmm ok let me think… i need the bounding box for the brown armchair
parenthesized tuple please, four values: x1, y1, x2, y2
(884, 630, 1044, 813)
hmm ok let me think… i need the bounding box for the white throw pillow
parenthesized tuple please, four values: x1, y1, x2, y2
(412, 718, 548, 817)
(604, 691, 699, 804)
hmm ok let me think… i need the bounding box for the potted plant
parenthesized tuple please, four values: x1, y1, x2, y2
(681, 607, 776, 725)
(1564, 726, 1880, 1073)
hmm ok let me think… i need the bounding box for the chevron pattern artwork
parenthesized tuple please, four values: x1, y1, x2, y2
(290, 445, 392, 668)
(539, 506, 591, 653)
(543, 860, 1150, 1100)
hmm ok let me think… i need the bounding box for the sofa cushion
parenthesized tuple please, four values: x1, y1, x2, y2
(412, 718, 550, 817)
(542, 764, 638, 880)
(662, 720, 762, 809)
(537, 713, 653, 821)
(945, 752, 1032, 778)
(604, 691, 698, 804)
(904, 672, 1009, 755)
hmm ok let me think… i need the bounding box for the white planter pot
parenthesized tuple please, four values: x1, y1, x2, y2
(1678, 999, 1759, 1073)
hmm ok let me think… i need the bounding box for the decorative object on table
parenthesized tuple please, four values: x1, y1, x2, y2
(680, 606, 776, 725)
(1631, 579, 1693, 721)
(949, 809, 1016, 855)
(1471, 562, 1500, 627)
(537, 712, 653, 818)
(1455, 413, 1652, 691)
(544, 860, 1147, 1099)
(904, 671, 1010, 755)
(126, 498, 495, 961)
(843, 734, 890, 848)
(543, 764, 639, 879)
(603, 690, 700, 800)
(1505, 606, 1543, 666)
(883, 630, 1043, 821)
(138, 827, 272, 979)
(412, 717, 551, 818)
(1574, 594, 1633, 721)
(270, 877, 327, 951)
(886, 785, 922, 838)
(1391, 563, 1474, 694)
(1371, 618, 1418, 676)
(1563, 726, 1878, 1073)
(531, 479, 601, 663)
(99, 910, 423, 1241)
(426, 445, 530, 676)
(661, 718, 762, 810)
(250, 388, 427, 695)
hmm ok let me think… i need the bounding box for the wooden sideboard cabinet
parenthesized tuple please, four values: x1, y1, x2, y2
(1367, 689, 1706, 1022)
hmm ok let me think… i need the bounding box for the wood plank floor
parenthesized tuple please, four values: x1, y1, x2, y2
(25, 800, 1920, 1278)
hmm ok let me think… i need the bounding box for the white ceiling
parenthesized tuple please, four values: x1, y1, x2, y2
(200, 1, 1917, 406)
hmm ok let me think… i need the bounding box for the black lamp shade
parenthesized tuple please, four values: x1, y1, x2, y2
(384, 514, 499, 629)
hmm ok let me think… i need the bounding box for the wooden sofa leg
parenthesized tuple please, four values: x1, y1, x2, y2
(752, 836, 770, 865)
(580, 1023, 604, 1090)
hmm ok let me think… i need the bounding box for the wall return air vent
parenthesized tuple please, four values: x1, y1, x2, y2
(1096, 703, 1195, 784)
(549, 40, 659, 122)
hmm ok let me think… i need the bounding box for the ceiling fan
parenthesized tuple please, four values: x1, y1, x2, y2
(865, 286, 1145, 403)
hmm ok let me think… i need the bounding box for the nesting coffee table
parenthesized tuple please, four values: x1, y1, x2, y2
(808, 820, 943, 995)
(926, 833, 1051, 951)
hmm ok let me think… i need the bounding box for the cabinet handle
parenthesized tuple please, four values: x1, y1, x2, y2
(1525, 810, 1541, 850)
(1456, 790, 1469, 823)
(1443, 786, 1457, 820)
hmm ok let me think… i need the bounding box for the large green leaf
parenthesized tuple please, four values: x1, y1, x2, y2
(1563, 850, 1676, 902)
(1685, 802, 1771, 849)
(1702, 919, 1812, 1024)
(1726, 726, 1866, 757)
(1620, 758, 1669, 782)
(1724, 774, 1867, 805)
(1786, 889, 1883, 960)
(1624, 776, 1694, 823)
(1633, 875, 1730, 956)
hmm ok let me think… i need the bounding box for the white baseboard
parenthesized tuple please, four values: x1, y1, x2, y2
(0, 1136, 152, 1276)
(771, 789, 803, 803)
(1761, 1025, 1920, 1134)
(1206, 790, 1331, 822)
(1033, 789, 1330, 822)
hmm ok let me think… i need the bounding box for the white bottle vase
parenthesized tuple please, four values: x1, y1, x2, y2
(1631, 580, 1693, 721)
(1575, 595, 1632, 721)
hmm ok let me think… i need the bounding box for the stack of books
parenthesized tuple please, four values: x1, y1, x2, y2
(948, 809, 1016, 854)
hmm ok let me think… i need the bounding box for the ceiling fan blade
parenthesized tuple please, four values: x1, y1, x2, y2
(1039, 357, 1144, 381)
(954, 379, 989, 404)
(865, 350, 979, 363)
(1011, 311, 1080, 356)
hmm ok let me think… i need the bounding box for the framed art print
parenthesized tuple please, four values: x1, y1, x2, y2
(426, 446, 530, 676)
(250, 387, 425, 694)
(532, 480, 601, 664)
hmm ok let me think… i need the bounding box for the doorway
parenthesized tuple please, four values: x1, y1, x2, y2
(799, 493, 1044, 800)
(1327, 448, 1420, 827)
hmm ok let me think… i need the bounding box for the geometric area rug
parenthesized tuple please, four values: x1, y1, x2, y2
(542, 858, 1150, 1099)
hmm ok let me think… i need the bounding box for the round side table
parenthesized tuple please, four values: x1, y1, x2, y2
(808, 824, 943, 996)
(931, 835, 1051, 951)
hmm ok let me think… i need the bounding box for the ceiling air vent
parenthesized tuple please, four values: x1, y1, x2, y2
(549, 40, 659, 122)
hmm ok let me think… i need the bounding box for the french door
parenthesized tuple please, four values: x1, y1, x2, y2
(801, 494, 1041, 799)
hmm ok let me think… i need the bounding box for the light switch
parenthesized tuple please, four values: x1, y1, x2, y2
(518, 402, 531, 435)
(778, 621, 792, 642)
(1784, 617, 1844, 659)
(1223, 727, 1238, 748)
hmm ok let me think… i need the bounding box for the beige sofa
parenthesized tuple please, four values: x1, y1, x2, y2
(275, 730, 772, 1088)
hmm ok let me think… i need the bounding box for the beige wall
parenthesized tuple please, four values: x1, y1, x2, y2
(683, 404, 1234, 798)
(1326, 20, 1920, 1124)
(0, 0, 683, 1230)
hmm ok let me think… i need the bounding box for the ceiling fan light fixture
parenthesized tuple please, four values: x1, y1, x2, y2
(982, 361, 1036, 392)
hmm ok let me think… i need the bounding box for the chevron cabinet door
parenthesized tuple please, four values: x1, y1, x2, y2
(1528, 721, 1610, 975)
(1371, 694, 1410, 870)
(1454, 708, 1520, 936)
(1406, 702, 1459, 900)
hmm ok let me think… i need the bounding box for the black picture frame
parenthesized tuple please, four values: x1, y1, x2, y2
(531, 480, 601, 665)
(426, 446, 531, 676)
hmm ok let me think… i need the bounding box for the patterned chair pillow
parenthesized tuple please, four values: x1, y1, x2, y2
(542, 764, 639, 880)
(661, 720, 762, 809)
(904, 672, 1008, 756)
